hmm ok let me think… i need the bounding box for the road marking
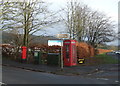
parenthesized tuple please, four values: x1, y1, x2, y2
(115, 80, 119, 83)
(87, 74, 92, 75)
(25, 70, 31, 72)
(97, 78, 109, 80)
(0, 82, 5, 85)
(96, 71, 104, 74)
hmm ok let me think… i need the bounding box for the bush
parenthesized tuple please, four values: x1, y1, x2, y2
(2, 44, 15, 58)
(76, 42, 95, 58)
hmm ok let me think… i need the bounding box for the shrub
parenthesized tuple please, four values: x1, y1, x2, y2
(76, 42, 95, 58)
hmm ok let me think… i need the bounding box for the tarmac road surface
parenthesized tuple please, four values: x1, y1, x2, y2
(2, 66, 119, 84)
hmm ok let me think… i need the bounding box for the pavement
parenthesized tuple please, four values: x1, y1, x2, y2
(2, 58, 120, 76)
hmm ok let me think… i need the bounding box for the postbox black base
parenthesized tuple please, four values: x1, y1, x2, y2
(21, 59, 27, 63)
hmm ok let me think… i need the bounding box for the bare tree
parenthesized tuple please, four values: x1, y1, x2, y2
(118, 23, 120, 40)
(85, 11, 116, 47)
(1, 0, 60, 48)
(62, 1, 80, 39)
(63, 1, 90, 41)
(62, 0, 116, 48)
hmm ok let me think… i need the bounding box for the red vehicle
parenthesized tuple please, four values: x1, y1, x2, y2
(63, 40, 77, 66)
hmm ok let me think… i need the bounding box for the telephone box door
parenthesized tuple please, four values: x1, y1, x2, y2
(64, 44, 70, 66)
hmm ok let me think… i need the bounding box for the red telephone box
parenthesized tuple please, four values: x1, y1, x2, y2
(22, 46, 27, 60)
(63, 40, 77, 66)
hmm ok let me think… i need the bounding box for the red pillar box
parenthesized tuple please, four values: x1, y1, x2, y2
(63, 40, 77, 66)
(22, 46, 27, 60)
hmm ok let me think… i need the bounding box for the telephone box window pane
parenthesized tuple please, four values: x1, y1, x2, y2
(66, 45, 69, 58)
(74, 45, 76, 58)
(72, 45, 76, 63)
(72, 45, 75, 58)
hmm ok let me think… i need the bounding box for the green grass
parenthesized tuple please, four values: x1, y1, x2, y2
(94, 53, 119, 64)
(81, 53, 120, 66)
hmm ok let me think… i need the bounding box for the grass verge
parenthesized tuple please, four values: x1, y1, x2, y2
(94, 53, 119, 64)
(80, 53, 119, 66)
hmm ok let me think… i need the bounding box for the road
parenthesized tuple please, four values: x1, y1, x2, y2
(2, 66, 119, 85)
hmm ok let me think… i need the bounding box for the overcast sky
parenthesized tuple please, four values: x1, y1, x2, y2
(46, 0, 119, 22)
(40, 0, 120, 45)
